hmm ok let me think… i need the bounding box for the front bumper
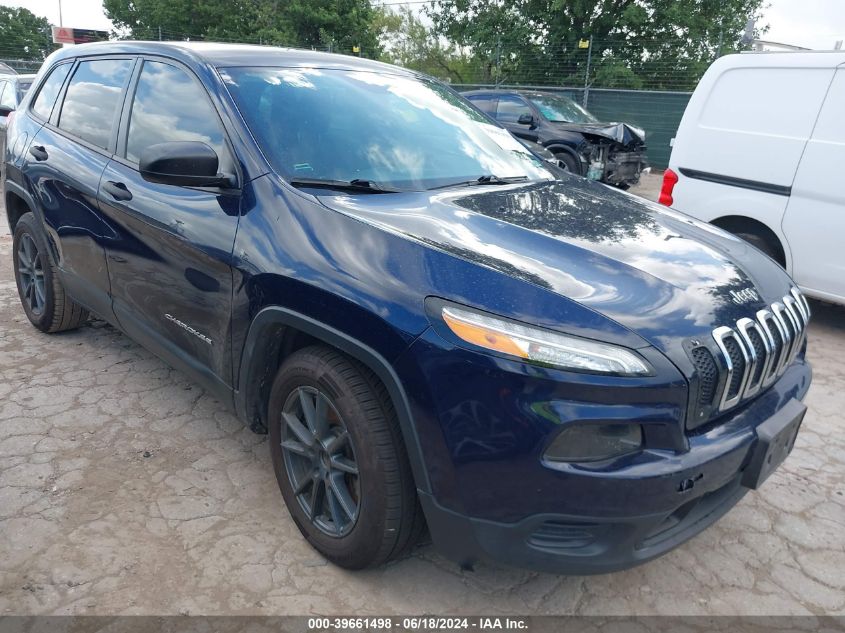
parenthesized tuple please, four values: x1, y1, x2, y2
(400, 329, 811, 574)
(604, 150, 647, 186)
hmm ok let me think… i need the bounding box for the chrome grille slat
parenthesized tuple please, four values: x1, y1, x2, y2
(713, 326, 751, 411)
(736, 317, 769, 398)
(783, 297, 804, 366)
(771, 302, 795, 378)
(756, 309, 783, 388)
(702, 287, 809, 415)
(790, 288, 809, 324)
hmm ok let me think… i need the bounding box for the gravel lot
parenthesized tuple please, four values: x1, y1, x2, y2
(1, 179, 844, 616)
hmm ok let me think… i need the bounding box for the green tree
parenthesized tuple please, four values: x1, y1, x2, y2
(0, 5, 56, 61)
(427, 0, 767, 89)
(103, 0, 383, 55)
(379, 6, 480, 83)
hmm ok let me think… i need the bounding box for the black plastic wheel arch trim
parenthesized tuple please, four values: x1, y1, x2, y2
(235, 306, 432, 495)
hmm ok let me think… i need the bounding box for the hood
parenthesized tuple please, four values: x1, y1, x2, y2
(553, 121, 645, 148)
(316, 177, 794, 360)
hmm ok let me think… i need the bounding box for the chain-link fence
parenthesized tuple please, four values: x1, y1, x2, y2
(0, 58, 45, 74)
(1, 24, 706, 168)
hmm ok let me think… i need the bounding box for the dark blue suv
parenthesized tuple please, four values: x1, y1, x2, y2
(3, 42, 812, 573)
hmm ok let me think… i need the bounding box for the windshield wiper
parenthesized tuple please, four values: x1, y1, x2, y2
(428, 175, 530, 191)
(289, 178, 403, 193)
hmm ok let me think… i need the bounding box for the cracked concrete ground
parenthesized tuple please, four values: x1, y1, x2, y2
(0, 183, 843, 616)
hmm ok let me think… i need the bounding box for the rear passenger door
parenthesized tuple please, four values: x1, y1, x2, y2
(97, 57, 240, 391)
(0, 80, 11, 176)
(25, 58, 134, 319)
(782, 68, 845, 302)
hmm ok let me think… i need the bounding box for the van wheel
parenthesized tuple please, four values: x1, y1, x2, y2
(12, 213, 89, 333)
(268, 345, 424, 569)
(735, 231, 783, 267)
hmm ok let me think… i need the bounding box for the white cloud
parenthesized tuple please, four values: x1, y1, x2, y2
(4, 0, 113, 31)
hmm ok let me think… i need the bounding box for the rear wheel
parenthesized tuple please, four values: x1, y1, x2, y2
(735, 230, 782, 265)
(12, 213, 89, 333)
(268, 345, 424, 568)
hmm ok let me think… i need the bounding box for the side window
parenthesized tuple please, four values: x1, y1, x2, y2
(126, 60, 226, 164)
(0, 82, 10, 109)
(31, 63, 72, 120)
(467, 94, 497, 115)
(495, 95, 532, 124)
(58, 59, 133, 150)
(17, 81, 33, 102)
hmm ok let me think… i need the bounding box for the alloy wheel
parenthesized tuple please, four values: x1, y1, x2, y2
(17, 234, 46, 316)
(280, 386, 361, 537)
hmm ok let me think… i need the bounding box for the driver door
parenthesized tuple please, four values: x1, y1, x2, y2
(494, 95, 540, 142)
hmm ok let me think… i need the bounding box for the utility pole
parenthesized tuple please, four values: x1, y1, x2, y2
(58, 0, 63, 26)
(158, 26, 162, 41)
(494, 36, 502, 87)
(582, 36, 593, 108)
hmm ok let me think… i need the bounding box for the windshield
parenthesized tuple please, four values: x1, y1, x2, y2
(220, 67, 552, 191)
(530, 94, 598, 124)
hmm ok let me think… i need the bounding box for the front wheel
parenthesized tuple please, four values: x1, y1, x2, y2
(268, 345, 424, 568)
(554, 152, 579, 174)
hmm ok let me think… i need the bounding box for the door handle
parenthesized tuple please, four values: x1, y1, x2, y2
(29, 145, 48, 161)
(103, 180, 132, 201)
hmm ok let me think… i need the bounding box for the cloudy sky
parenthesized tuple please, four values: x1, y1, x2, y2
(5, 0, 845, 50)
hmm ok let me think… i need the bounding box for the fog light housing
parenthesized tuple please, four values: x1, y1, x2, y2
(544, 423, 643, 463)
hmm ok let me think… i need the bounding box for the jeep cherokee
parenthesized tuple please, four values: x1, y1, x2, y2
(3, 42, 811, 573)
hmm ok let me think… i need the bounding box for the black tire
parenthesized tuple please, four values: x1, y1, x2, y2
(554, 152, 579, 174)
(268, 345, 424, 569)
(12, 212, 89, 333)
(735, 231, 783, 266)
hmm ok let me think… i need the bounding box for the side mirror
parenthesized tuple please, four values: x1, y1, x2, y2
(0, 105, 14, 117)
(139, 141, 232, 188)
(517, 113, 535, 125)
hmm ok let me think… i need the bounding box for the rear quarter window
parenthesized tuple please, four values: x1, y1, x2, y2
(31, 63, 72, 120)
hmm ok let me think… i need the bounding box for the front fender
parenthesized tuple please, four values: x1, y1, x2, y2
(235, 306, 433, 495)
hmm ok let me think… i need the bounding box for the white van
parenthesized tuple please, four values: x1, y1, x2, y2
(661, 51, 845, 305)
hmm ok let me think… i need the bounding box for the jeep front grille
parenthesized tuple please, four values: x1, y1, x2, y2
(688, 287, 810, 427)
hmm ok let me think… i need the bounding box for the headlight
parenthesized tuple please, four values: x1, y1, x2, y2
(441, 305, 651, 376)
